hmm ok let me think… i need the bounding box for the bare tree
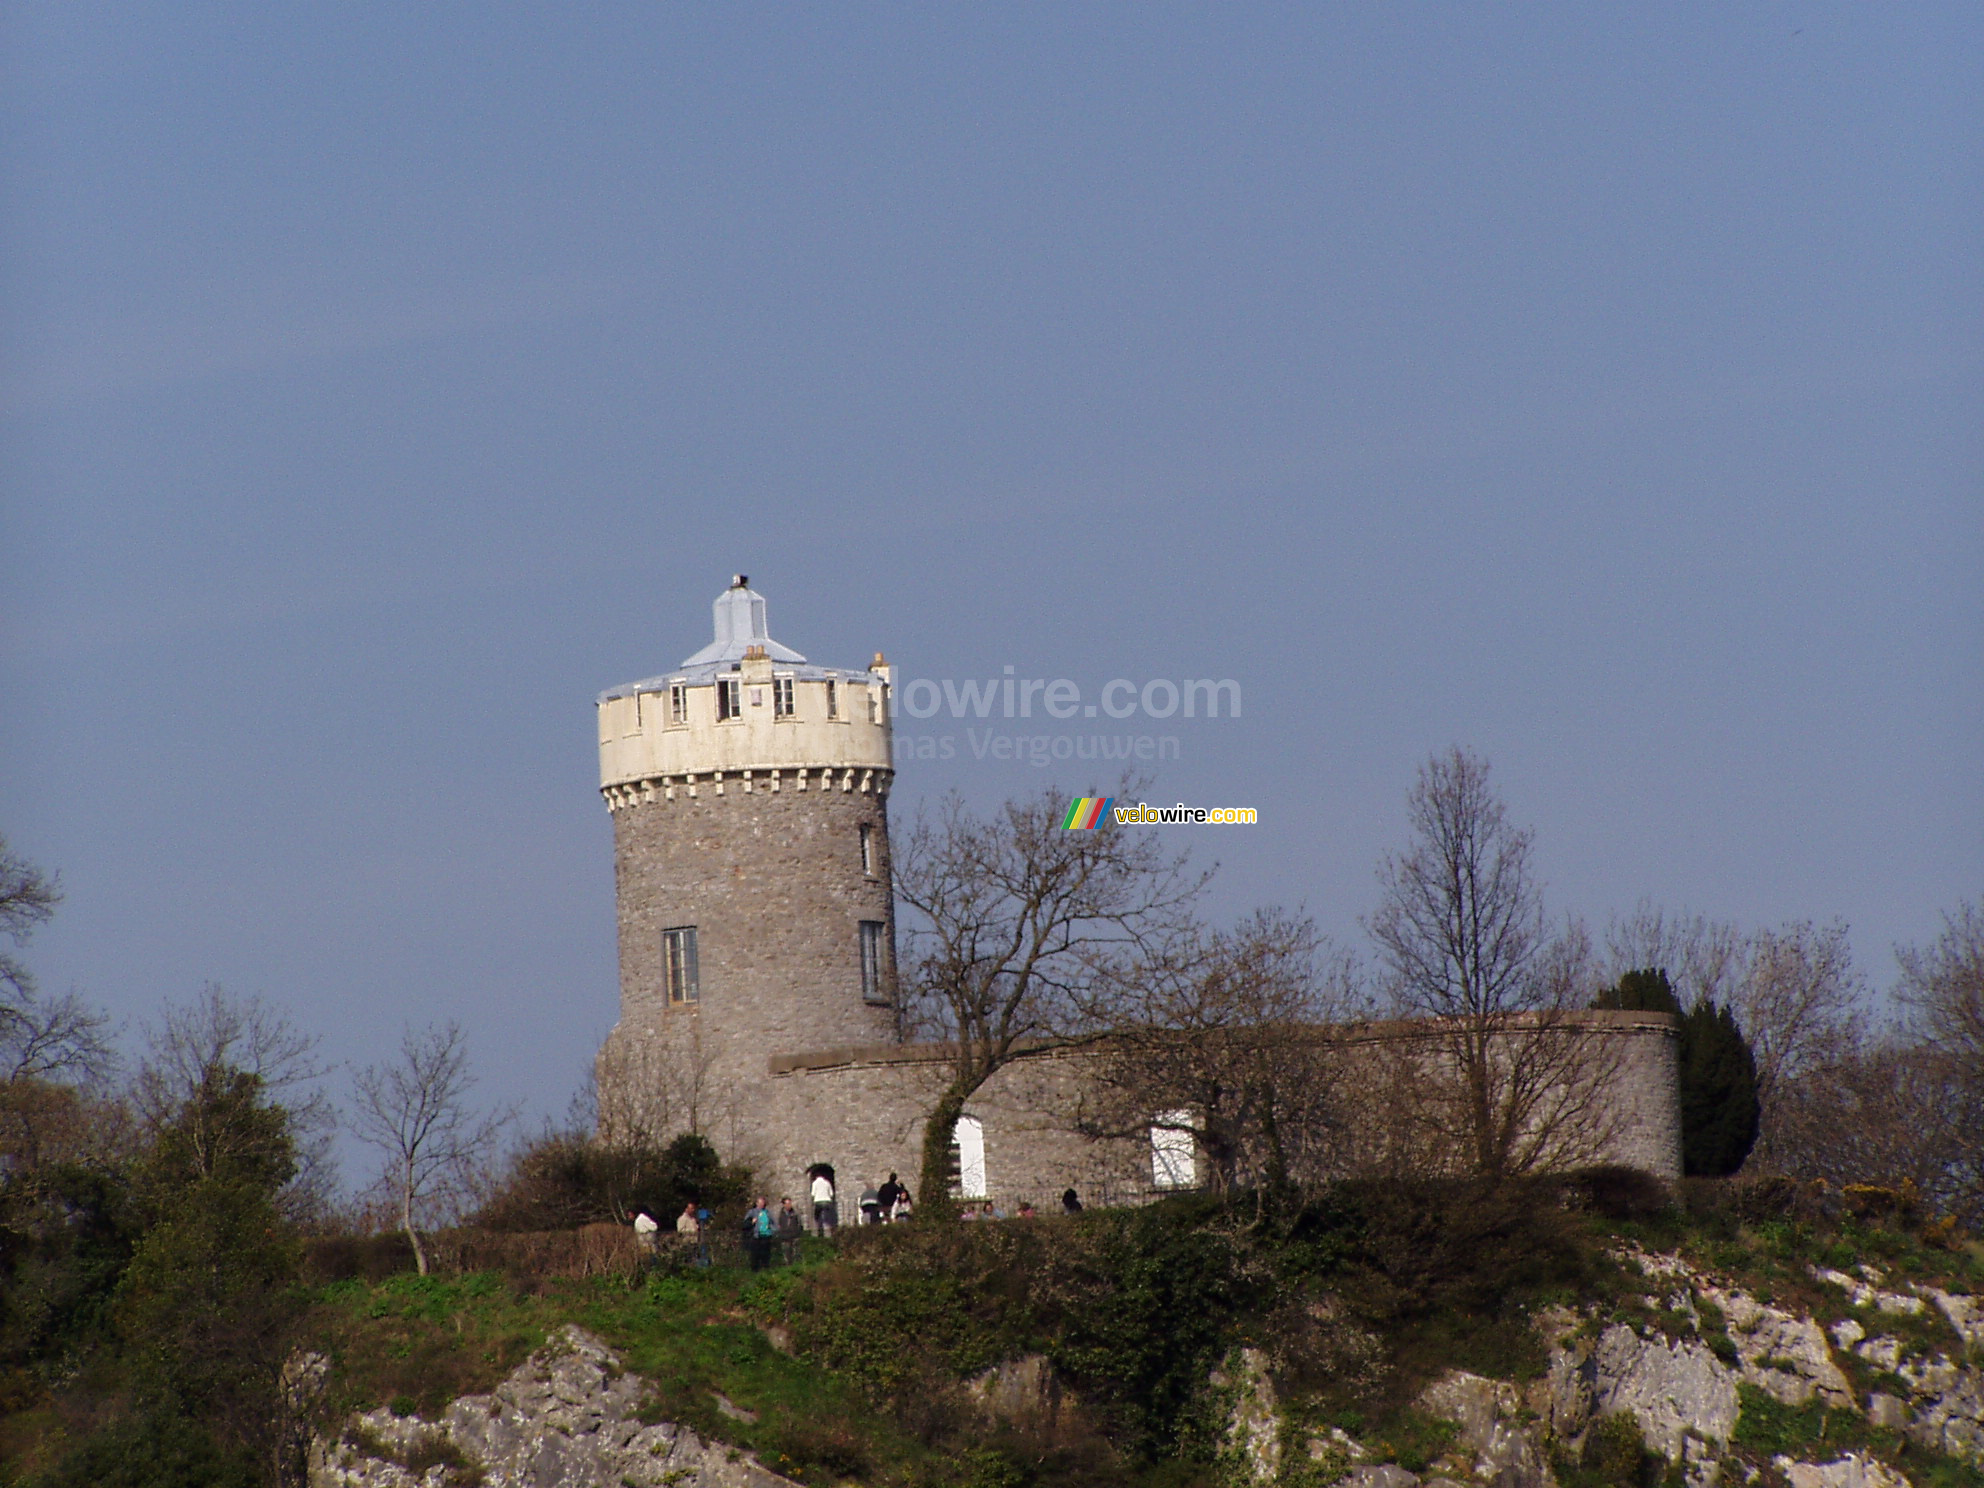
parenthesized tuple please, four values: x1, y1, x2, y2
(137, 985, 337, 1220)
(0, 835, 113, 1084)
(1735, 920, 1866, 1153)
(895, 784, 1205, 1216)
(1606, 902, 1744, 1010)
(351, 1021, 512, 1273)
(0, 835, 60, 1004)
(1080, 908, 1363, 1194)
(1896, 901, 1984, 1221)
(1367, 747, 1620, 1180)
(1760, 1034, 1971, 1213)
(0, 837, 120, 1169)
(593, 1013, 725, 1147)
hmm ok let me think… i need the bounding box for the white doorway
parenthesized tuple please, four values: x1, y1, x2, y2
(954, 1115, 988, 1199)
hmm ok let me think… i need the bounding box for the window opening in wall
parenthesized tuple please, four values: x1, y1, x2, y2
(951, 1115, 987, 1199)
(773, 676, 794, 717)
(824, 679, 838, 719)
(1151, 1110, 1196, 1189)
(663, 926, 700, 1004)
(717, 678, 741, 721)
(867, 686, 880, 722)
(859, 823, 875, 877)
(860, 920, 887, 1004)
(669, 684, 687, 726)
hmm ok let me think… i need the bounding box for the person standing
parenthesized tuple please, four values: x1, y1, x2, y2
(1061, 1188, 1083, 1214)
(749, 1195, 777, 1272)
(776, 1196, 804, 1264)
(876, 1172, 904, 1221)
(810, 1171, 836, 1236)
(633, 1210, 660, 1252)
(676, 1201, 705, 1268)
(858, 1183, 882, 1226)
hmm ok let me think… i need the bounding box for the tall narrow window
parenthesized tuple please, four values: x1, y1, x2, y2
(859, 823, 875, 877)
(662, 926, 700, 1004)
(824, 679, 839, 719)
(717, 678, 741, 721)
(669, 683, 687, 726)
(1150, 1110, 1196, 1189)
(867, 686, 880, 723)
(860, 920, 888, 1004)
(773, 676, 794, 717)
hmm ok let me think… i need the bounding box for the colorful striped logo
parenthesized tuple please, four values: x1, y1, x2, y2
(1062, 796, 1114, 830)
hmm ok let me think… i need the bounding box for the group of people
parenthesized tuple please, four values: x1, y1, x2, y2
(629, 1195, 806, 1271)
(632, 1181, 1087, 1265)
(806, 1170, 912, 1233)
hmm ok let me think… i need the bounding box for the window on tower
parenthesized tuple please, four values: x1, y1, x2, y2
(859, 823, 875, 877)
(717, 678, 742, 721)
(824, 679, 839, 719)
(859, 920, 887, 1004)
(773, 676, 794, 717)
(669, 683, 687, 726)
(663, 926, 700, 1004)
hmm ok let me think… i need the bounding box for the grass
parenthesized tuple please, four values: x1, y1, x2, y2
(308, 1257, 948, 1486)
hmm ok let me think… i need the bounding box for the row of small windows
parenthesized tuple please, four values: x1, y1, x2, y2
(659, 920, 890, 1006)
(627, 678, 887, 731)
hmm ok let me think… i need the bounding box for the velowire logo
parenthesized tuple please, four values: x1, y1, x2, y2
(1061, 797, 1115, 830)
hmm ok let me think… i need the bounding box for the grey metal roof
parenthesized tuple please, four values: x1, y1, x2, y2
(597, 577, 879, 702)
(681, 578, 807, 667)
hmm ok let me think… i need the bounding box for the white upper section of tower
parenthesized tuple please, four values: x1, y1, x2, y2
(597, 578, 893, 792)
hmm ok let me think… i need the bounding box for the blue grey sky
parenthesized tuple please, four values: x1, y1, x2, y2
(2, 6, 1978, 1166)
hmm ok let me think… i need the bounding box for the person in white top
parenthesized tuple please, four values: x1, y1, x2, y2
(809, 1172, 836, 1236)
(632, 1210, 660, 1252)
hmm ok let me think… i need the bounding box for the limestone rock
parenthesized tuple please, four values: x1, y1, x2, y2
(1921, 1288, 1984, 1353)
(1904, 1365, 1984, 1466)
(1867, 1394, 1907, 1431)
(1209, 1346, 1281, 1486)
(1771, 1454, 1912, 1488)
(1417, 1371, 1554, 1488)
(1341, 1465, 1421, 1488)
(312, 1325, 797, 1488)
(966, 1354, 1066, 1428)
(1588, 1323, 1741, 1460)
(1705, 1287, 1853, 1409)
(1812, 1270, 1925, 1318)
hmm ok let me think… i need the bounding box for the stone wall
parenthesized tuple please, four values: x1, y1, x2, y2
(604, 782, 898, 1121)
(733, 1010, 1682, 1212)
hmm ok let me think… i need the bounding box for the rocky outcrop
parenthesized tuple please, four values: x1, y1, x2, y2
(1210, 1346, 1283, 1485)
(1773, 1454, 1913, 1488)
(1417, 1372, 1556, 1488)
(1206, 1248, 1980, 1488)
(1583, 1324, 1740, 1459)
(311, 1326, 797, 1488)
(966, 1353, 1067, 1429)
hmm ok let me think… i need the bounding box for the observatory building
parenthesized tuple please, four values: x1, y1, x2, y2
(594, 578, 1685, 1209)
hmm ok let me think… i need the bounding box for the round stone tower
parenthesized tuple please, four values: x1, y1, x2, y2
(594, 576, 897, 1152)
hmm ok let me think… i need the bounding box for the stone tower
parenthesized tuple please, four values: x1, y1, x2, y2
(594, 577, 897, 1152)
